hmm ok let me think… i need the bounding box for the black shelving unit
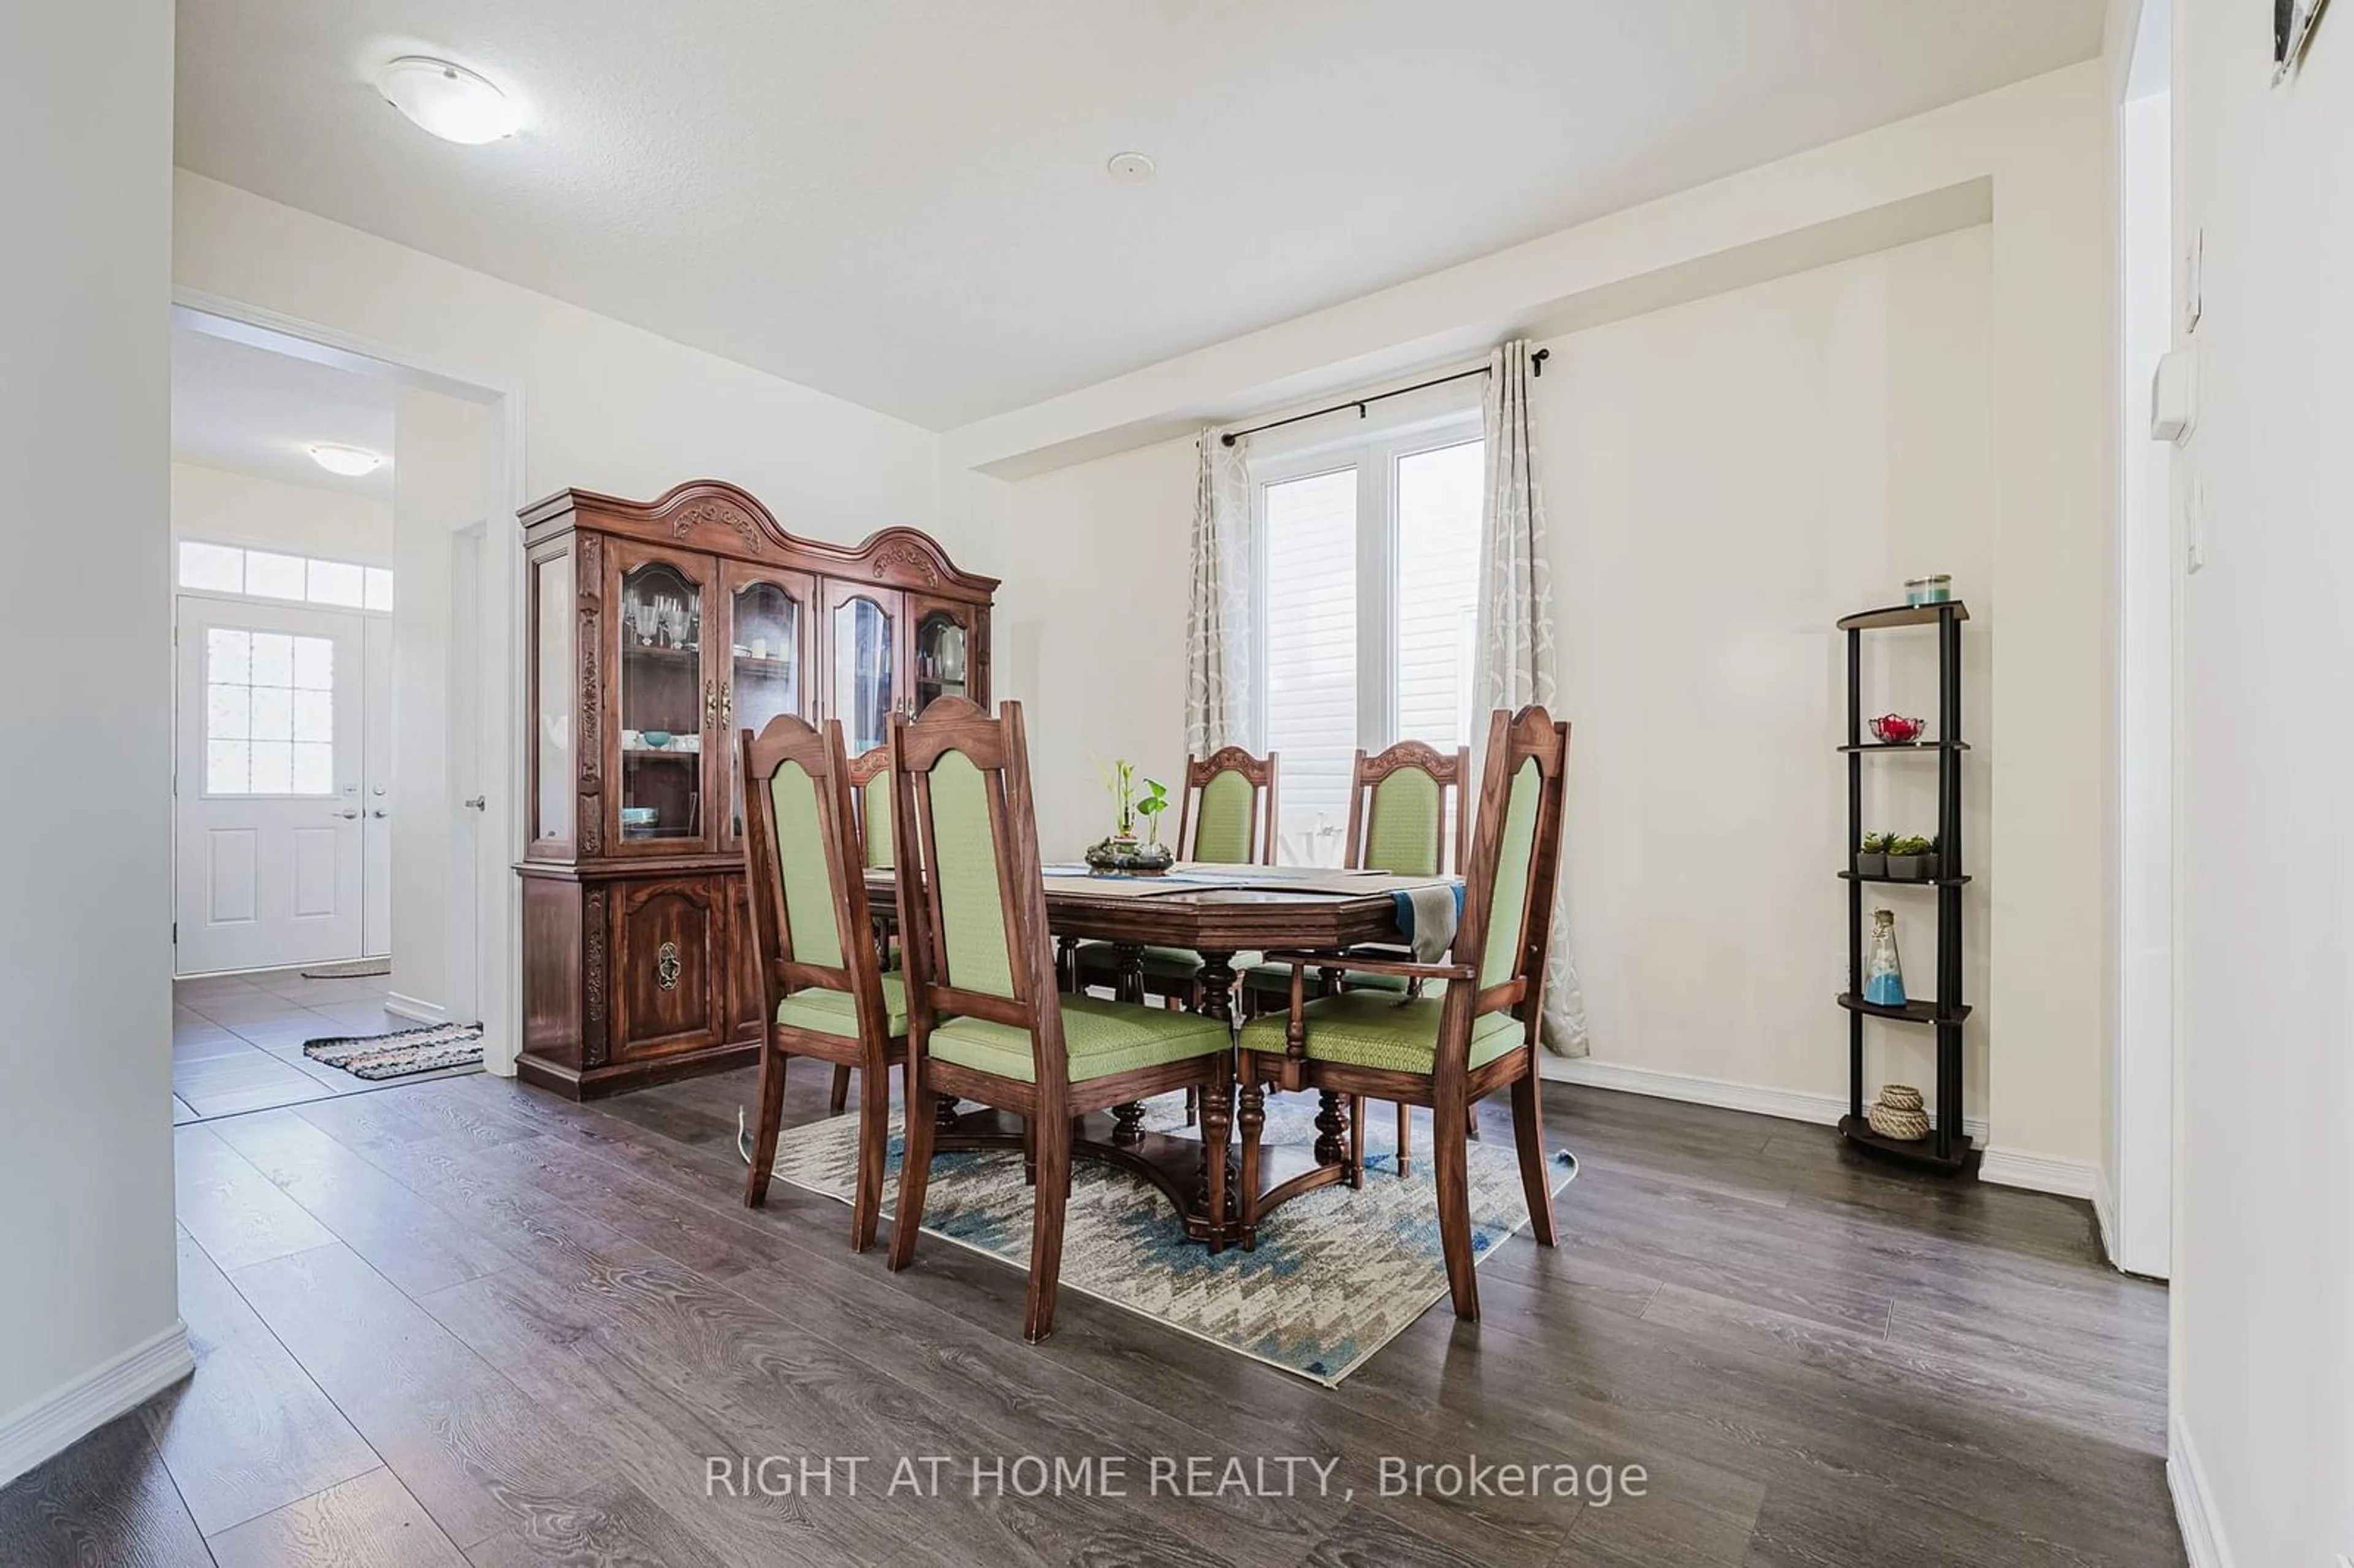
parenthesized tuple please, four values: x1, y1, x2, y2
(1837, 601, 1978, 1176)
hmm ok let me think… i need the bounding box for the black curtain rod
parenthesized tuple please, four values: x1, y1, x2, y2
(1220, 348, 1547, 447)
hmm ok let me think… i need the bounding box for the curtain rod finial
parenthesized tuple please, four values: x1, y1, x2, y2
(1531, 346, 1550, 378)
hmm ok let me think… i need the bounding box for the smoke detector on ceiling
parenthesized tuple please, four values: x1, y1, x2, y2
(1106, 151, 1156, 183)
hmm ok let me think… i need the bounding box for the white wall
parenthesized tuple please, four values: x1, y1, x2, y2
(0, 0, 188, 1481)
(1550, 229, 1995, 1125)
(2166, 1, 2354, 1562)
(984, 69, 2113, 1182)
(991, 439, 1195, 859)
(170, 461, 394, 564)
(387, 389, 501, 1024)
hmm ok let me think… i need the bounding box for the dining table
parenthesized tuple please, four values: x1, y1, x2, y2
(861, 861, 1460, 1245)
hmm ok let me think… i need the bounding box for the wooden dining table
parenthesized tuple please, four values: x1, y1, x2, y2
(861, 864, 1434, 1244)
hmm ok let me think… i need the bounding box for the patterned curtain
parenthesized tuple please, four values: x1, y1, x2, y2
(1185, 430, 1254, 758)
(1477, 340, 1588, 1056)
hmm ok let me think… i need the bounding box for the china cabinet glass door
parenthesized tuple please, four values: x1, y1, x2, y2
(826, 585, 902, 755)
(912, 601, 976, 715)
(613, 544, 716, 851)
(528, 542, 576, 855)
(720, 563, 814, 851)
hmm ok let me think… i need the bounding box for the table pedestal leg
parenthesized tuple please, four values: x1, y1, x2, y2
(1314, 1089, 1350, 1168)
(934, 1095, 961, 1133)
(1107, 942, 1150, 1142)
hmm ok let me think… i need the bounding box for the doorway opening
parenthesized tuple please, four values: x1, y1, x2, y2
(168, 306, 516, 1119)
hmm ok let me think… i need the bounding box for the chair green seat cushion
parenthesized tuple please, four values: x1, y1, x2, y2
(1074, 942, 1263, 984)
(1238, 992, 1521, 1076)
(777, 974, 907, 1040)
(931, 995, 1228, 1084)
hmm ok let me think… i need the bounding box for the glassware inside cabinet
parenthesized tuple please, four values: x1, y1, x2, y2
(914, 609, 969, 714)
(618, 560, 704, 842)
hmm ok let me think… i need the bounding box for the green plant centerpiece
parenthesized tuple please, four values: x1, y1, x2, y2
(1084, 761, 1175, 875)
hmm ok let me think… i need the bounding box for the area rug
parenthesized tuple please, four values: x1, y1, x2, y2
(761, 1093, 1576, 1385)
(303, 1022, 484, 1081)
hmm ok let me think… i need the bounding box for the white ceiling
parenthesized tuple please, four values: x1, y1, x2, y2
(172, 325, 397, 499)
(175, 1, 2102, 432)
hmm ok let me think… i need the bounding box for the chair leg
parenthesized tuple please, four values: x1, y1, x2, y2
(1348, 1098, 1365, 1187)
(1433, 1086, 1480, 1321)
(886, 1064, 937, 1271)
(1024, 1105, 1073, 1343)
(1237, 1078, 1266, 1251)
(1395, 1096, 1412, 1178)
(1510, 1070, 1558, 1247)
(829, 1064, 852, 1116)
(850, 1060, 887, 1253)
(1023, 1116, 1038, 1186)
(1184, 1086, 1198, 1126)
(742, 1048, 787, 1208)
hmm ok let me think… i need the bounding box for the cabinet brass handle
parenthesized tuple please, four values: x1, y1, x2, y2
(656, 940, 681, 992)
(721, 682, 733, 728)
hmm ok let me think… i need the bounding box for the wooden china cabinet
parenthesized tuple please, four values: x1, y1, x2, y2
(516, 479, 996, 1098)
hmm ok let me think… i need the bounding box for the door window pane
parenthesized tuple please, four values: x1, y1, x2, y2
(204, 626, 336, 796)
(1262, 468, 1358, 864)
(364, 568, 395, 612)
(1394, 440, 1485, 752)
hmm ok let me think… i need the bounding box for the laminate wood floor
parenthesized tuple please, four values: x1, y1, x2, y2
(1, 1068, 2180, 1567)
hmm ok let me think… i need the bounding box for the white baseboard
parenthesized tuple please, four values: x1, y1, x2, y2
(384, 992, 448, 1026)
(2092, 1163, 2120, 1265)
(1539, 1054, 1991, 1143)
(1976, 1146, 2100, 1200)
(0, 1320, 194, 1489)
(2167, 1413, 2234, 1568)
(1537, 1055, 2095, 1200)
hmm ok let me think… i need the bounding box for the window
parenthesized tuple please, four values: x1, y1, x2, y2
(178, 540, 393, 612)
(205, 627, 335, 796)
(1256, 418, 1485, 862)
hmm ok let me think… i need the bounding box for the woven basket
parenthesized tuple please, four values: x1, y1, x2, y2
(1867, 1086, 1931, 1141)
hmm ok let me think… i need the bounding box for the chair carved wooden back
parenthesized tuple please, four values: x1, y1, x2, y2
(1173, 746, 1279, 865)
(885, 696, 1068, 1081)
(845, 744, 895, 869)
(739, 715, 887, 1027)
(1439, 708, 1572, 1052)
(1343, 740, 1472, 877)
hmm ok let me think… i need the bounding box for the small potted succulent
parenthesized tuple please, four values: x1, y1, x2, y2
(1886, 834, 1938, 880)
(1855, 832, 1890, 878)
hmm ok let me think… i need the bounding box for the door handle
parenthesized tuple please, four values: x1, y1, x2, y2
(333, 808, 360, 820)
(462, 796, 487, 812)
(370, 809, 390, 819)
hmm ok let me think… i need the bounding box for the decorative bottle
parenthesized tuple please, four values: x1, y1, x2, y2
(1864, 908, 1907, 1008)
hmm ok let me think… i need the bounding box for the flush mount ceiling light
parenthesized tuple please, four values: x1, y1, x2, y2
(376, 56, 520, 144)
(1107, 151, 1156, 182)
(308, 444, 384, 478)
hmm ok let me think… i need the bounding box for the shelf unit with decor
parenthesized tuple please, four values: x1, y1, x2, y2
(1837, 600, 1978, 1175)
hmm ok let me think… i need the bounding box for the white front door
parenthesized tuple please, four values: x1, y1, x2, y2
(176, 597, 367, 975)
(363, 614, 394, 957)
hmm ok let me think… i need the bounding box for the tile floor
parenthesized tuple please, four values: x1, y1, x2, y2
(172, 967, 478, 1123)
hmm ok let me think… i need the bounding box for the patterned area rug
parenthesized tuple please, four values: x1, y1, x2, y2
(763, 1093, 1576, 1384)
(303, 1022, 485, 1081)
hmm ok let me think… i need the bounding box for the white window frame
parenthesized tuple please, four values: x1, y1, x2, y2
(1249, 402, 1485, 758)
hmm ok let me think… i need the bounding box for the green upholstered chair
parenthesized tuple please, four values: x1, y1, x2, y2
(1241, 739, 1470, 1172)
(738, 715, 907, 1252)
(1236, 707, 1569, 1323)
(1070, 746, 1278, 1009)
(886, 698, 1234, 1344)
